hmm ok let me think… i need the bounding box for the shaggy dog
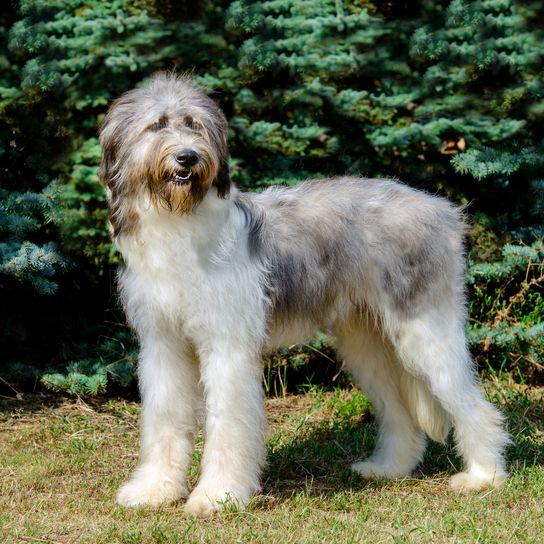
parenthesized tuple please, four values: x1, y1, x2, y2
(99, 73, 509, 517)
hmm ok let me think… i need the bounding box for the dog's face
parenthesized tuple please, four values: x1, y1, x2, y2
(99, 74, 230, 232)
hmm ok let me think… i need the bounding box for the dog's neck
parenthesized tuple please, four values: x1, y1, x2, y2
(114, 185, 243, 269)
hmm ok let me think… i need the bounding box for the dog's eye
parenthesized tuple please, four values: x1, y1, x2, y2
(183, 116, 199, 130)
(148, 115, 169, 132)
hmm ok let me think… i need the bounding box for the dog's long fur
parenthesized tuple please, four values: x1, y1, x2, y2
(100, 74, 509, 516)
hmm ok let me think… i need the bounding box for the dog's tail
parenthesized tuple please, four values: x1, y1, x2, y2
(400, 372, 451, 443)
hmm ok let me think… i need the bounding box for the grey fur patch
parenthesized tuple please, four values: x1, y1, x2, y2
(235, 177, 465, 323)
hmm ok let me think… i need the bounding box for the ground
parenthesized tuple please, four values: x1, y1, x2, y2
(0, 381, 542, 543)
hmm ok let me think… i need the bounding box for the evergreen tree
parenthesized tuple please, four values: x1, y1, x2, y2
(410, 0, 544, 237)
(214, 0, 544, 384)
(1, 0, 542, 394)
(468, 240, 544, 379)
(408, 0, 544, 380)
(0, 0, 230, 391)
(211, 0, 426, 187)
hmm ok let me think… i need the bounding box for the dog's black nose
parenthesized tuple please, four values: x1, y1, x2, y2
(175, 150, 199, 167)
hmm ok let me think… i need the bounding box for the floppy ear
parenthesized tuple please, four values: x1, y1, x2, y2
(98, 115, 119, 190)
(99, 141, 118, 189)
(213, 157, 231, 199)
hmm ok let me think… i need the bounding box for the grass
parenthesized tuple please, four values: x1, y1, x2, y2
(0, 381, 542, 544)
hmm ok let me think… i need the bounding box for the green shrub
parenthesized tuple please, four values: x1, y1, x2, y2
(0, 0, 541, 395)
(468, 240, 544, 381)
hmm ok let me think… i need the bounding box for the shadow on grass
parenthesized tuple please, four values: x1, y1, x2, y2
(262, 385, 543, 499)
(0, 386, 140, 418)
(0, 391, 68, 417)
(262, 420, 460, 499)
(493, 385, 544, 470)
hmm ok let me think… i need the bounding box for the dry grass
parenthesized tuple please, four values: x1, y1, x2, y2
(0, 381, 542, 543)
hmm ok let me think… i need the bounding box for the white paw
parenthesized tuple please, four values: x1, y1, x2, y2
(351, 459, 411, 480)
(450, 466, 508, 493)
(184, 485, 249, 517)
(116, 475, 188, 507)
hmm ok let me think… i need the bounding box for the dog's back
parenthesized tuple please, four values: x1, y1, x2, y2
(236, 176, 465, 334)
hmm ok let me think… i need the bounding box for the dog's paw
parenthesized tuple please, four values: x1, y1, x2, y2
(450, 466, 508, 493)
(184, 485, 248, 517)
(116, 476, 188, 508)
(351, 459, 410, 480)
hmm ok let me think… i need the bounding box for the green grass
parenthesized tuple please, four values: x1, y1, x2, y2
(0, 382, 542, 543)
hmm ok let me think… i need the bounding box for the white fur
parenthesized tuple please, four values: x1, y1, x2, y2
(113, 186, 508, 516)
(116, 188, 268, 515)
(101, 75, 508, 517)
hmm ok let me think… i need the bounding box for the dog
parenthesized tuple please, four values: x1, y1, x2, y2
(99, 73, 509, 517)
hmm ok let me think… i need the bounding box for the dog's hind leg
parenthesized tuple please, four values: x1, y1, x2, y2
(386, 304, 509, 491)
(336, 318, 427, 479)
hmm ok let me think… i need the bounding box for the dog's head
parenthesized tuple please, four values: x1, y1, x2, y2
(99, 73, 230, 231)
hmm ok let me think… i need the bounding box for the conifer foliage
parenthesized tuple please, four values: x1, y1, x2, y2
(412, 0, 543, 237)
(217, 0, 417, 186)
(1, 0, 542, 394)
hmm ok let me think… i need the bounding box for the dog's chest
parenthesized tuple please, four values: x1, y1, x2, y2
(119, 202, 227, 277)
(113, 196, 275, 350)
(119, 226, 214, 306)
(115, 205, 265, 335)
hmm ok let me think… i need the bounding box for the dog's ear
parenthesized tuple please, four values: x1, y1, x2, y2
(99, 141, 118, 189)
(214, 157, 231, 199)
(99, 117, 119, 190)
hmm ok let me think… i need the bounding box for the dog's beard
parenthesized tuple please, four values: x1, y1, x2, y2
(156, 176, 204, 214)
(144, 145, 216, 214)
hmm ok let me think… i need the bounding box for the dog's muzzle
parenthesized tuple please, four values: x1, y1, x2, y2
(172, 149, 199, 185)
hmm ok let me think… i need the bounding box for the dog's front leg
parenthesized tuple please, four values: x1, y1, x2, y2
(117, 333, 200, 507)
(185, 344, 266, 517)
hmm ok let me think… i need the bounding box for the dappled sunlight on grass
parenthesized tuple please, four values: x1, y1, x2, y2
(0, 381, 542, 543)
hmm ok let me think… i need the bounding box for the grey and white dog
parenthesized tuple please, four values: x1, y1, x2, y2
(99, 73, 509, 517)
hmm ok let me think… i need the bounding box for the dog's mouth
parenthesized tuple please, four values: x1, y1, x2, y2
(172, 170, 192, 185)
